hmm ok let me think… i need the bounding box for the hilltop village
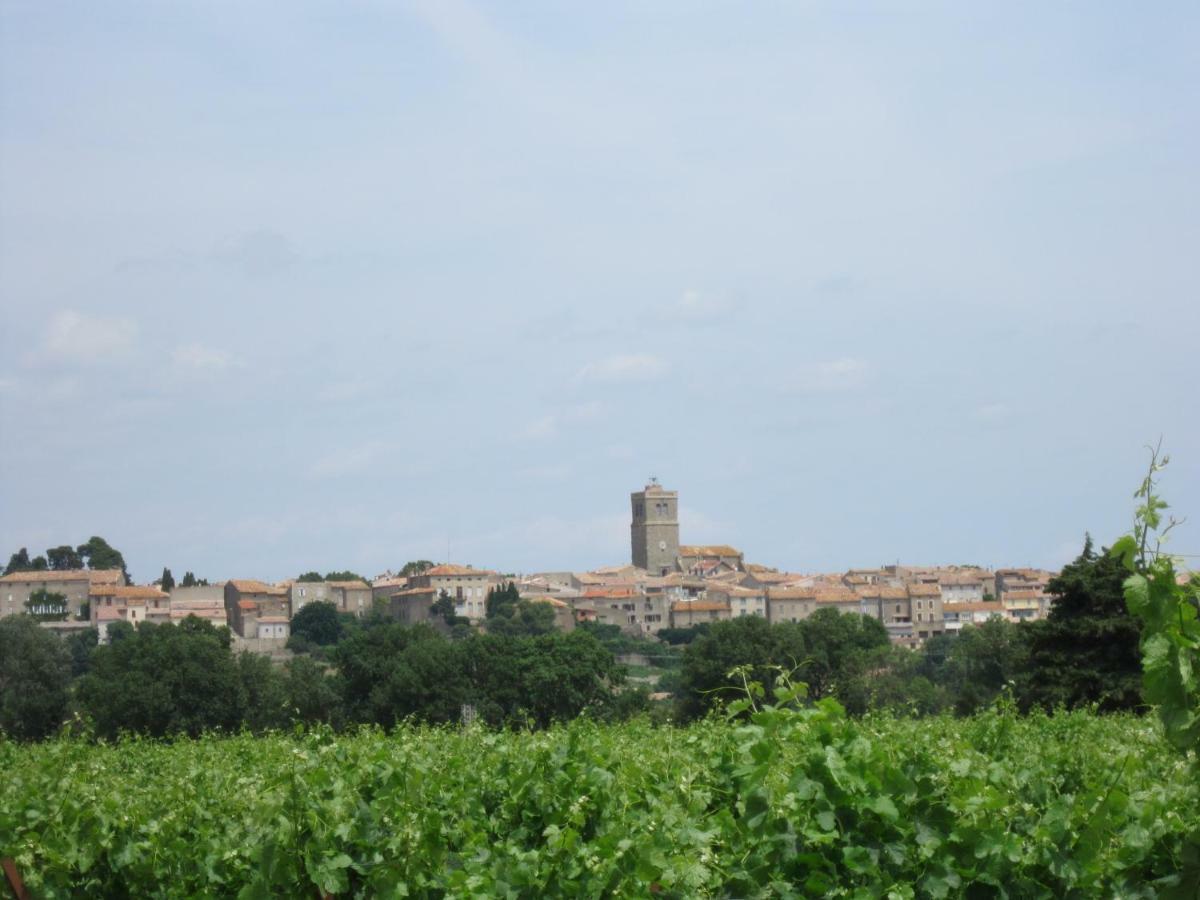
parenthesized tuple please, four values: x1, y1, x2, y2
(1, 481, 1059, 653)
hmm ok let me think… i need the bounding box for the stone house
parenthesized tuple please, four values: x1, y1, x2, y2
(937, 572, 991, 604)
(371, 575, 409, 603)
(289, 579, 374, 617)
(386, 586, 438, 625)
(256, 616, 290, 640)
(907, 583, 944, 640)
(169, 585, 228, 628)
(328, 580, 373, 617)
(225, 580, 290, 637)
(705, 584, 767, 619)
(0, 568, 126, 620)
(766, 587, 816, 624)
(575, 587, 667, 636)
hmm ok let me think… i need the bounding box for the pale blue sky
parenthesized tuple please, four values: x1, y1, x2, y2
(2, 1, 1197, 581)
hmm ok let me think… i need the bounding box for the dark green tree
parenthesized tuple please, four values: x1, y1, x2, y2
(937, 618, 1028, 714)
(333, 623, 446, 723)
(485, 581, 520, 619)
(284, 656, 343, 726)
(657, 624, 711, 645)
(77, 618, 245, 738)
(160, 567, 175, 592)
(400, 560, 435, 577)
(324, 570, 366, 583)
(799, 607, 890, 707)
(179, 571, 209, 587)
(289, 601, 344, 646)
(76, 536, 128, 577)
(65, 627, 99, 678)
(485, 600, 557, 637)
(237, 651, 288, 731)
(4, 547, 32, 574)
(1018, 536, 1143, 712)
(462, 630, 622, 728)
(297, 571, 324, 583)
(4, 548, 48, 574)
(677, 616, 808, 719)
(46, 544, 84, 570)
(25, 588, 69, 622)
(0, 616, 72, 740)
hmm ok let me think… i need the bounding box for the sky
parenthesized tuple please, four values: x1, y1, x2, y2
(2, 0, 1198, 583)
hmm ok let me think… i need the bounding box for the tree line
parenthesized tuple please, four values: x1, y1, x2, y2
(0, 536, 1160, 741)
(0, 612, 635, 741)
(670, 536, 1146, 719)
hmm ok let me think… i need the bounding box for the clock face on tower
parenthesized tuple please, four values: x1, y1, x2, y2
(658, 540, 667, 550)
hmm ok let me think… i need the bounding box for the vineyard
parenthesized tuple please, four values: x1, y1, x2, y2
(3, 703, 1197, 898)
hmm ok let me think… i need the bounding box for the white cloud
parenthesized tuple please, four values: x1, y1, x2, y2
(517, 402, 606, 441)
(519, 462, 573, 481)
(42, 310, 136, 363)
(314, 379, 371, 403)
(520, 415, 558, 440)
(564, 400, 605, 421)
(973, 402, 1012, 423)
(791, 357, 869, 394)
(577, 353, 668, 384)
(308, 441, 391, 478)
(674, 288, 730, 321)
(212, 230, 297, 278)
(172, 343, 238, 372)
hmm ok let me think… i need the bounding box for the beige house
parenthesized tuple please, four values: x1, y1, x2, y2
(938, 572, 992, 604)
(670, 599, 731, 628)
(89, 585, 170, 640)
(405, 564, 497, 623)
(1, 568, 125, 620)
(942, 601, 1005, 633)
(1002, 589, 1045, 622)
(812, 587, 865, 616)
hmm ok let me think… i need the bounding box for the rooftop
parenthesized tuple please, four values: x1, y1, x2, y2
(88, 585, 168, 599)
(229, 579, 288, 595)
(679, 545, 742, 558)
(0, 568, 124, 584)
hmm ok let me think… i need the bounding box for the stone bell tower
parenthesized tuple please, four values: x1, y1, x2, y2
(631, 478, 679, 575)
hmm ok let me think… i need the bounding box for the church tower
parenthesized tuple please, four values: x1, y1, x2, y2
(631, 479, 679, 575)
